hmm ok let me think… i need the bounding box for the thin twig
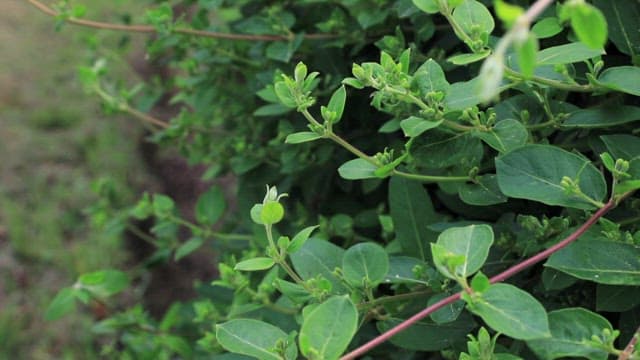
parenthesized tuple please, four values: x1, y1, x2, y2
(26, 0, 337, 41)
(340, 199, 617, 360)
(619, 325, 640, 360)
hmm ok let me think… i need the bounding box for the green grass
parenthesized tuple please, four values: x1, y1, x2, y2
(0, 1, 152, 358)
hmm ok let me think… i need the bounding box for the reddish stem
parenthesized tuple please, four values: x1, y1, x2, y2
(340, 199, 616, 360)
(618, 324, 640, 360)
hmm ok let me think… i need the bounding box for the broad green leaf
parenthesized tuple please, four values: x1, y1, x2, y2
(234, 257, 275, 271)
(153, 194, 175, 217)
(467, 283, 550, 340)
(253, 103, 291, 117)
(452, 0, 495, 37)
(527, 308, 612, 360)
(545, 238, 640, 285)
(531, 17, 563, 39)
(265, 36, 303, 63)
(445, 77, 483, 110)
(260, 201, 284, 225)
(536, 42, 603, 65)
(327, 85, 346, 123)
(593, 0, 640, 57)
(413, 59, 450, 94)
(342, 242, 389, 287)
(338, 158, 378, 180)
(541, 268, 578, 291)
(195, 186, 226, 225)
(174, 237, 204, 261)
(447, 50, 491, 65)
(78, 269, 130, 298)
(562, 106, 640, 128)
(413, 0, 440, 14)
(384, 256, 429, 285)
(290, 238, 346, 293)
(458, 174, 508, 205)
(428, 293, 464, 324)
(274, 279, 312, 304)
(515, 34, 538, 78)
(432, 224, 493, 279)
(495, 145, 607, 210)
(389, 177, 440, 261)
(569, 2, 608, 49)
(378, 312, 476, 351)
(473, 119, 528, 153)
(299, 296, 357, 360)
(413, 132, 484, 169)
(494, 0, 523, 27)
(597, 66, 640, 96)
(216, 319, 289, 360)
(600, 134, 640, 179)
(400, 116, 443, 137)
(45, 287, 77, 321)
(285, 131, 322, 144)
(596, 285, 640, 312)
(288, 225, 319, 253)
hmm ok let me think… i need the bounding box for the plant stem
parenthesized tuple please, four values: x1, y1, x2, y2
(618, 324, 640, 360)
(93, 87, 170, 129)
(340, 198, 617, 360)
(392, 169, 470, 182)
(503, 67, 595, 93)
(26, 0, 336, 41)
(168, 214, 253, 241)
(359, 290, 432, 309)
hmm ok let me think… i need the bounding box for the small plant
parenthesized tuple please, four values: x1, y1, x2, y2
(30, 0, 640, 358)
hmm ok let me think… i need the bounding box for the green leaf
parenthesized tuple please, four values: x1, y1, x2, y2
(431, 224, 493, 279)
(593, 0, 640, 57)
(195, 186, 226, 226)
(265, 36, 303, 63)
(216, 319, 289, 360)
(342, 242, 389, 288)
(531, 17, 563, 39)
(78, 269, 130, 298)
(274, 81, 296, 108)
(452, 0, 495, 37)
(569, 3, 608, 49)
(413, 0, 440, 14)
(527, 308, 612, 360)
(473, 119, 528, 153)
(536, 42, 604, 65)
(515, 34, 539, 78)
(413, 59, 450, 94)
(494, 0, 523, 27)
(285, 131, 322, 144)
(288, 225, 319, 253)
(45, 287, 77, 321)
(545, 238, 640, 285)
(338, 158, 378, 180)
(428, 293, 465, 324)
(153, 194, 175, 217)
(495, 145, 607, 210)
(290, 238, 346, 294)
(254, 103, 291, 117)
(384, 256, 430, 285)
(327, 85, 346, 123)
(597, 66, 640, 96)
(413, 132, 484, 169)
(234, 257, 275, 271)
(596, 285, 640, 312)
(458, 174, 508, 206)
(445, 77, 483, 110)
(260, 201, 284, 225)
(174, 237, 204, 261)
(562, 105, 640, 128)
(447, 50, 491, 65)
(275, 279, 312, 304)
(389, 177, 440, 261)
(400, 116, 443, 137)
(378, 312, 476, 351)
(467, 283, 550, 340)
(299, 296, 357, 360)
(250, 204, 264, 225)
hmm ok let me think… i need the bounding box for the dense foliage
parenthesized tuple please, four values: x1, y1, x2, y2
(36, 0, 640, 358)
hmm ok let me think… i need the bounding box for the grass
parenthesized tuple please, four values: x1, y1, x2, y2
(0, 1, 152, 358)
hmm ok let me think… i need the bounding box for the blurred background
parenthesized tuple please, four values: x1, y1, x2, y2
(0, 1, 152, 357)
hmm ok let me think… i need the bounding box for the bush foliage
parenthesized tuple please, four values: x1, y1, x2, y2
(35, 0, 640, 358)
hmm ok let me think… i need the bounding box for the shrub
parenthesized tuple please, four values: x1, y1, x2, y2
(34, 0, 640, 359)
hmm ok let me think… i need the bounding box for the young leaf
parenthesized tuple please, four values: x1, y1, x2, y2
(78, 269, 130, 298)
(496, 145, 607, 210)
(275, 279, 312, 304)
(288, 225, 319, 253)
(452, 0, 495, 40)
(432, 224, 493, 279)
(327, 85, 346, 124)
(216, 319, 289, 360)
(531, 17, 563, 39)
(400, 116, 443, 137)
(536, 42, 604, 65)
(195, 186, 226, 226)
(597, 66, 640, 96)
(389, 177, 441, 261)
(545, 238, 640, 285)
(569, 2, 608, 50)
(342, 242, 389, 288)
(174, 237, 204, 261)
(515, 34, 538, 78)
(527, 308, 613, 360)
(45, 287, 77, 321)
(234, 257, 275, 271)
(299, 296, 357, 360)
(285, 131, 322, 144)
(338, 158, 378, 180)
(467, 283, 550, 340)
(447, 50, 491, 65)
(413, 0, 440, 14)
